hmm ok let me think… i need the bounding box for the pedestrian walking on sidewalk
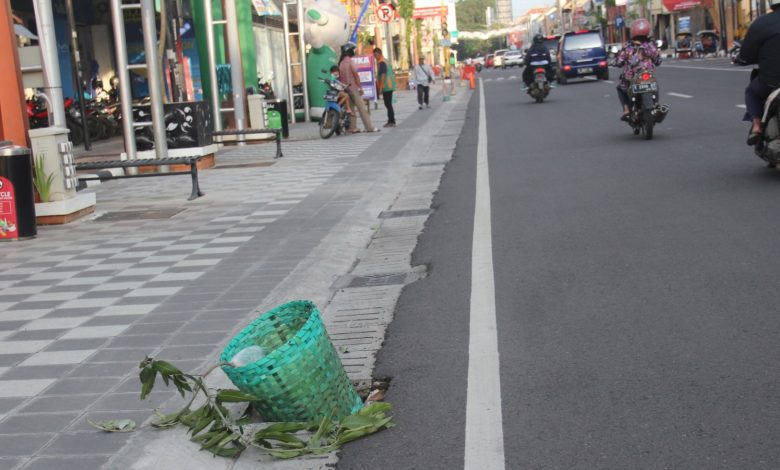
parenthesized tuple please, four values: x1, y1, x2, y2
(373, 47, 396, 127)
(412, 56, 435, 109)
(339, 44, 379, 133)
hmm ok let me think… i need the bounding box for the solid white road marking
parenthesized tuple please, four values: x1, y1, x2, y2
(605, 80, 615, 84)
(737, 104, 746, 109)
(663, 64, 751, 72)
(484, 78, 494, 82)
(668, 92, 693, 98)
(508, 75, 517, 80)
(497, 77, 505, 81)
(464, 79, 506, 470)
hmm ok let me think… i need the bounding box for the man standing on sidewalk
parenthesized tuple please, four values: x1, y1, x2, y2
(374, 47, 396, 127)
(412, 56, 435, 109)
(339, 44, 379, 133)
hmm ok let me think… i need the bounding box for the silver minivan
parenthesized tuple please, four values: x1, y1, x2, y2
(493, 49, 509, 68)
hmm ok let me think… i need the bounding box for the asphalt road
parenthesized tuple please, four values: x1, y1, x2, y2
(339, 60, 780, 469)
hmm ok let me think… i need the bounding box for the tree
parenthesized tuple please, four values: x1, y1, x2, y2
(397, 0, 415, 69)
(454, 0, 500, 57)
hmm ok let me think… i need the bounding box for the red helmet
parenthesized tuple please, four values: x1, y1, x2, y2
(630, 18, 651, 39)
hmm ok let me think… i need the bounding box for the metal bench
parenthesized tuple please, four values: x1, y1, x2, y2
(211, 128, 284, 159)
(75, 156, 205, 201)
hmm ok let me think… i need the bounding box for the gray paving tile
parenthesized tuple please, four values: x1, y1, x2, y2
(0, 434, 53, 457)
(135, 311, 194, 324)
(0, 398, 25, 415)
(0, 356, 27, 367)
(37, 431, 129, 456)
(0, 322, 28, 332)
(41, 309, 101, 319)
(0, 457, 24, 469)
(4, 331, 66, 342)
(0, 412, 79, 434)
(0, 366, 75, 381)
(17, 395, 101, 414)
(67, 363, 135, 378)
(85, 349, 149, 364)
(103, 335, 167, 350)
(122, 322, 182, 336)
(43, 339, 107, 352)
(8, 303, 63, 311)
(178, 320, 233, 333)
(91, 391, 174, 411)
(196, 309, 252, 322)
(166, 331, 231, 346)
(23, 456, 111, 470)
(80, 315, 140, 327)
(42, 378, 120, 396)
(157, 345, 219, 362)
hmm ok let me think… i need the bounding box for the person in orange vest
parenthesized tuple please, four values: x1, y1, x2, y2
(373, 47, 396, 127)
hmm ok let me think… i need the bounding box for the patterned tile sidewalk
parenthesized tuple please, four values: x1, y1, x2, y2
(0, 86, 468, 469)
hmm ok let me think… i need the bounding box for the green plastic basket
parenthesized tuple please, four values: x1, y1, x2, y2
(220, 300, 362, 422)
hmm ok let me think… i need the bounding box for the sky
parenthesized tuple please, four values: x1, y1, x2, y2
(511, 0, 553, 19)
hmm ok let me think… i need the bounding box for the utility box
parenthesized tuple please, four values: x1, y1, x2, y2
(28, 127, 78, 201)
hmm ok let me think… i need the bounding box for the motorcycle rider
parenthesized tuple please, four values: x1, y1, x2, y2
(615, 18, 661, 121)
(522, 34, 555, 90)
(737, 0, 780, 145)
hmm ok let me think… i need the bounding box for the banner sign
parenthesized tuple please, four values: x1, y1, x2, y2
(677, 16, 691, 32)
(352, 55, 376, 101)
(413, 6, 447, 18)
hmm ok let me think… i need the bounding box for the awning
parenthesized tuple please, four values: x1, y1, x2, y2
(662, 0, 712, 11)
(14, 24, 37, 40)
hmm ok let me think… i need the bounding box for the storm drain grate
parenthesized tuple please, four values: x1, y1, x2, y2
(348, 273, 408, 288)
(378, 209, 432, 219)
(413, 161, 448, 167)
(96, 208, 184, 221)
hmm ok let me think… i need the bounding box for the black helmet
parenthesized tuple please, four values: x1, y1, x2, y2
(341, 43, 356, 57)
(533, 34, 544, 45)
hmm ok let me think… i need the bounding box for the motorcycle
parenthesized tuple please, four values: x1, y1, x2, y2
(624, 69, 669, 140)
(746, 70, 780, 167)
(27, 95, 85, 145)
(317, 71, 350, 139)
(729, 40, 741, 64)
(527, 61, 551, 103)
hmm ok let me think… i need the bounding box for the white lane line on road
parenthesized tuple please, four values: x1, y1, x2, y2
(663, 64, 751, 72)
(508, 75, 517, 80)
(497, 77, 505, 81)
(737, 104, 746, 109)
(464, 79, 506, 470)
(668, 92, 693, 98)
(605, 80, 615, 84)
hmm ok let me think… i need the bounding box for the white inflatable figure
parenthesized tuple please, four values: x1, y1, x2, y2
(303, 0, 350, 50)
(304, 0, 351, 115)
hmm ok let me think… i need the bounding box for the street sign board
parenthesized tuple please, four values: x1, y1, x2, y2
(352, 55, 377, 101)
(413, 6, 447, 18)
(678, 16, 691, 33)
(376, 4, 394, 22)
(615, 15, 624, 28)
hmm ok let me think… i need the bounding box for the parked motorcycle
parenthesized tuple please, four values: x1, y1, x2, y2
(729, 41, 741, 64)
(27, 95, 85, 145)
(317, 70, 350, 139)
(624, 69, 669, 140)
(527, 61, 551, 103)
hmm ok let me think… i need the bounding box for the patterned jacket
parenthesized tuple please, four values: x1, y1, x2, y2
(616, 41, 662, 89)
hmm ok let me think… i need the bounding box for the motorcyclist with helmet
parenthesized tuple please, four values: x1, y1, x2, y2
(615, 18, 661, 121)
(736, 0, 780, 145)
(522, 34, 555, 90)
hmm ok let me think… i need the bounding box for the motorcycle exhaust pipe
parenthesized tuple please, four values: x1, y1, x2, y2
(654, 104, 670, 124)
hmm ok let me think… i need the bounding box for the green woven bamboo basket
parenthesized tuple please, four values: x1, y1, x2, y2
(220, 300, 362, 422)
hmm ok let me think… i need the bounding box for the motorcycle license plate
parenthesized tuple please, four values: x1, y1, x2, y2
(631, 82, 657, 93)
(578, 67, 593, 74)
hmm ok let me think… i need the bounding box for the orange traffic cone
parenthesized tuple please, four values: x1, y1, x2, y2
(469, 75, 475, 89)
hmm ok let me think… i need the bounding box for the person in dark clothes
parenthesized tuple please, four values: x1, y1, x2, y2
(737, 0, 780, 145)
(373, 47, 396, 127)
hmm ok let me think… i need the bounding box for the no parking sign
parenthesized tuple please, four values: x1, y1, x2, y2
(376, 4, 394, 22)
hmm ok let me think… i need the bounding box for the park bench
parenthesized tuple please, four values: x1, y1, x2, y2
(75, 156, 204, 201)
(211, 128, 284, 159)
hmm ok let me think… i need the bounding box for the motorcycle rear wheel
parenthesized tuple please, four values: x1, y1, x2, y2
(641, 111, 654, 140)
(319, 109, 339, 139)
